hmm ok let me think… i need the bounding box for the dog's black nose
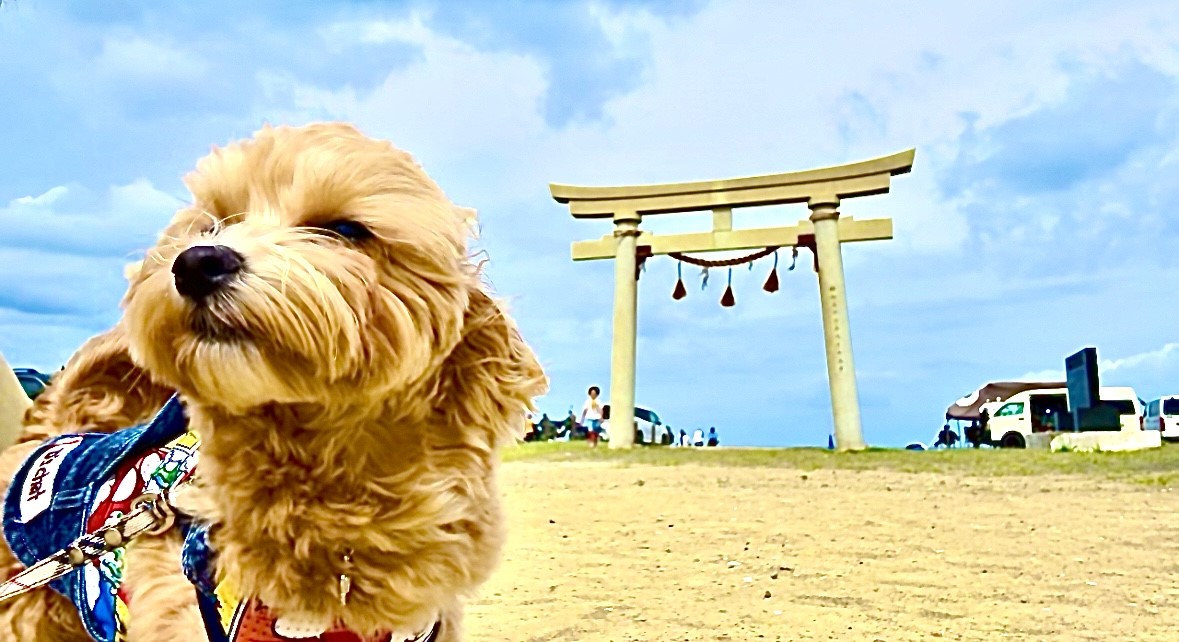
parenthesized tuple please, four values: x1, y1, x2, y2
(171, 245, 244, 300)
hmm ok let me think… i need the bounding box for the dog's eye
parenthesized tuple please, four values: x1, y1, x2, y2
(320, 220, 373, 241)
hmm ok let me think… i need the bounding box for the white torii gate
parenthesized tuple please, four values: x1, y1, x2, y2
(550, 149, 915, 450)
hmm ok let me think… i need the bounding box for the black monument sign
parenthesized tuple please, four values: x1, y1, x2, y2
(1064, 347, 1119, 431)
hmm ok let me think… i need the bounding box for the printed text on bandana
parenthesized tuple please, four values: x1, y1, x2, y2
(20, 436, 84, 523)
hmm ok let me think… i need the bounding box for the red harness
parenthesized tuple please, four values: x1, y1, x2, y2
(225, 599, 438, 641)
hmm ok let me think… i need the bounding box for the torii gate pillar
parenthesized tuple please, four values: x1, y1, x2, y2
(609, 211, 641, 449)
(809, 199, 866, 451)
(552, 149, 914, 450)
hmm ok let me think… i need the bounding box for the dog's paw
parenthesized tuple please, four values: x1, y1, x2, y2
(273, 613, 331, 638)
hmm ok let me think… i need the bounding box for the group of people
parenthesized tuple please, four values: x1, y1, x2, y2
(674, 427, 719, 448)
(525, 385, 723, 449)
(523, 386, 606, 444)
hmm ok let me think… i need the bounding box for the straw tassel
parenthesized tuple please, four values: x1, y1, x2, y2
(672, 262, 687, 300)
(720, 268, 735, 307)
(763, 250, 780, 293)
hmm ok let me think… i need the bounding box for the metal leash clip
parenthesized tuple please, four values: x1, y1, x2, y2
(130, 489, 179, 536)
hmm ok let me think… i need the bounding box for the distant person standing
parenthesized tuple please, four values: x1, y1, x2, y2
(679, 429, 689, 447)
(706, 427, 719, 447)
(580, 386, 604, 448)
(692, 428, 704, 447)
(523, 412, 535, 442)
(539, 414, 555, 440)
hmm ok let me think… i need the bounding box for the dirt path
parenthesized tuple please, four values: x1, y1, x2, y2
(466, 462, 1179, 641)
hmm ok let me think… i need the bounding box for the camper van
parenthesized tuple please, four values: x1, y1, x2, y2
(1143, 396, 1179, 440)
(980, 386, 1142, 448)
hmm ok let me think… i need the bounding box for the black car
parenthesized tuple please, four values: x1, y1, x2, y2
(13, 368, 52, 400)
(600, 404, 675, 445)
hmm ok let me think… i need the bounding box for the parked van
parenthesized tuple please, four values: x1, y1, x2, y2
(1143, 396, 1179, 440)
(980, 386, 1142, 448)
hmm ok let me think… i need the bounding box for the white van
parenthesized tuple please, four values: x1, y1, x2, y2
(1143, 396, 1179, 439)
(981, 386, 1142, 448)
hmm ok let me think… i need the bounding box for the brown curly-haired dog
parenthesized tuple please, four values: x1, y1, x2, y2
(0, 122, 547, 641)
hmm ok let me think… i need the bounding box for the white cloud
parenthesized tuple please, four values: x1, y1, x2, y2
(12, 185, 68, 207)
(254, 15, 548, 175)
(108, 179, 187, 218)
(318, 11, 436, 48)
(0, 179, 180, 258)
(1015, 370, 1067, 383)
(1105, 342, 1179, 373)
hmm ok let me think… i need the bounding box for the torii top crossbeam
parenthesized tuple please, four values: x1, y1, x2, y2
(552, 149, 913, 261)
(550, 148, 914, 217)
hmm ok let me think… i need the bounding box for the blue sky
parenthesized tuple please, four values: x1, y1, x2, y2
(1, 0, 1177, 446)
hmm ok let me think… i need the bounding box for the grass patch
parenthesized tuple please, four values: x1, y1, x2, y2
(502, 441, 1179, 484)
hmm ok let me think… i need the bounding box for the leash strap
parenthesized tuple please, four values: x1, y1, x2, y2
(195, 586, 230, 642)
(418, 620, 441, 642)
(0, 482, 190, 604)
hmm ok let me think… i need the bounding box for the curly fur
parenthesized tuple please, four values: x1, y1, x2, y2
(18, 326, 175, 444)
(0, 122, 547, 641)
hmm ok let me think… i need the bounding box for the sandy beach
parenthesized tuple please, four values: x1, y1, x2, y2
(467, 460, 1179, 641)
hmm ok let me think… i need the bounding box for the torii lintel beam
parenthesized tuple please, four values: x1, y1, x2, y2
(549, 149, 914, 219)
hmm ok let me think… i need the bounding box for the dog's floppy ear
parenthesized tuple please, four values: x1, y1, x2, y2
(21, 326, 175, 443)
(436, 287, 547, 449)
